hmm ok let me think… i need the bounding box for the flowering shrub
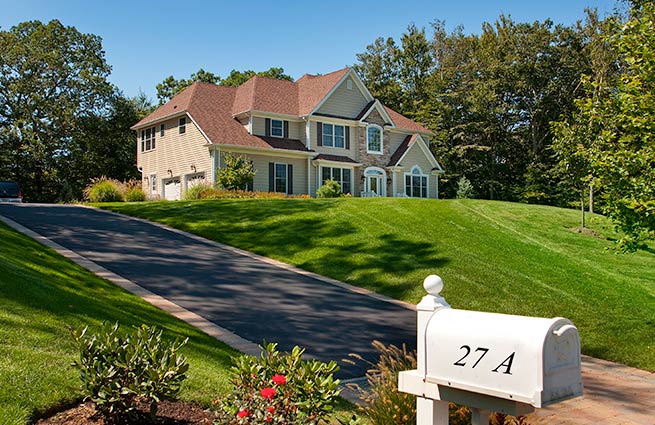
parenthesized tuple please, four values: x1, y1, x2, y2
(216, 342, 341, 424)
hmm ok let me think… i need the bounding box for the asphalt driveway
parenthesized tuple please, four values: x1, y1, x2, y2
(0, 203, 416, 378)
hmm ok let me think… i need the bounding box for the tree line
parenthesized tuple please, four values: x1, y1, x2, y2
(0, 1, 652, 248)
(353, 1, 653, 248)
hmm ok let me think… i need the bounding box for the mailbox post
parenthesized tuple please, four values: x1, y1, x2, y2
(399, 275, 583, 425)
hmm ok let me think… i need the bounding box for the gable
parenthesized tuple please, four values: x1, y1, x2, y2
(315, 75, 371, 119)
(391, 134, 443, 171)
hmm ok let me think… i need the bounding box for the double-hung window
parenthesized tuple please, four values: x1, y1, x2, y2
(275, 163, 287, 193)
(322, 123, 345, 148)
(269, 162, 293, 194)
(321, 166, 352, 194)
(405, 166, 428, 198)
(178, 117, 186, 134)
(141, 127, 156, 152)
(270, 119, 283, 137)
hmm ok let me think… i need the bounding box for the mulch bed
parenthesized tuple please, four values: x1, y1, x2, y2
(34, 400, 216, 425)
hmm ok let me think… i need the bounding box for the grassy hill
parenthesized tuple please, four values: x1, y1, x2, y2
(102, 198, 655, 371)
(0, 222, 237, 425)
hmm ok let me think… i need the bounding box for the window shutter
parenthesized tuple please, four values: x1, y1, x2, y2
(287, 164, 293, 194)
(268, 162, 274, 192)
(265, 118, 271, 137)
(345, 126, 350, 149)
(317, 122, 322, 146)
(284, 120, 289, 138)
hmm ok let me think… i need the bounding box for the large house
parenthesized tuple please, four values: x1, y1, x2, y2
(132, 67, 444, 200)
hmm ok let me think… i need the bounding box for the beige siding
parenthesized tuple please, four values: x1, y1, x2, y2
(396, 142, 438, 198)
(137, 116, 212, 198)
(316, 77, 369, 118)
(220, 151, 308, 195)
(388, 132, 411, 160)
(252, 116, 303, 140)
(308, 120, 360, 160)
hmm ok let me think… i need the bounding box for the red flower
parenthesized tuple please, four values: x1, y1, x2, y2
(266, 416, 272, 422)
(260, 387, 276, 399)
(237, 409, 250, 418)
(267, 406, 275, 413)
(271, 374, 287, 385)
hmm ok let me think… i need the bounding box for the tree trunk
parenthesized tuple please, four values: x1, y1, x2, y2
(581, 190, 586, 228)
(589, 184, 594, 214)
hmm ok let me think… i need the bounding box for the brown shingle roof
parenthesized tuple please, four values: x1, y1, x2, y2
(133, 68, 431, 153)
(384, 106, 431, 133)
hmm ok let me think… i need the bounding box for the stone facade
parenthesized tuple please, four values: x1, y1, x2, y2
(357, 108, 393, 194)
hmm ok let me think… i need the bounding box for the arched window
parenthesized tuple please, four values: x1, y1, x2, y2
(405, 165, 428, 198)
(367, 125, 383, 154)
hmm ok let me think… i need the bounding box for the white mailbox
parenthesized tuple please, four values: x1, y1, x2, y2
(398, 275, 583, 424)
(423, 308, 582, 407)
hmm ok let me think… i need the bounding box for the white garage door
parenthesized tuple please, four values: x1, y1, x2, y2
(187, 172, 206, 188)
(163, 178, 181, 201)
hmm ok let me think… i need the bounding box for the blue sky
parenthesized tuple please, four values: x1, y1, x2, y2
(1, 0, 618, 102)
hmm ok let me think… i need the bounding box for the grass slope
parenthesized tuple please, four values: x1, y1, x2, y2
(102, 198, 655, 371)
(0, 222, 237, 425)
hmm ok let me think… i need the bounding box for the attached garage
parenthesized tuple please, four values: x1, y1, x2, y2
(163, 178, 181, 201)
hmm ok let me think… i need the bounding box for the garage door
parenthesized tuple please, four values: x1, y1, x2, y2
(187, 173, 206, 188)
(163, 178, 181, 201)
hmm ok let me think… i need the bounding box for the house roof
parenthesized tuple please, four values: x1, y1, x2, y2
(133, 68, 432, 152)
(313, 154, 359, 164)
(388, 135, 417, 166)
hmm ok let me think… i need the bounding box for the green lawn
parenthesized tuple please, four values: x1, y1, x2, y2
(0, 221, 237, 425)
(101, 198, 655, 371)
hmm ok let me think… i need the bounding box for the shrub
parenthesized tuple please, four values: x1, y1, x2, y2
(70, 322, 189, 421)
(124, 187, 146, 202)
(456, 176, 476, 199)
(216, 152, 256, 190)
(317, 180, 342, 198)
(216, 342, 341, 424)
(84, 177, 124, 202)
(184, 182, 222, 200)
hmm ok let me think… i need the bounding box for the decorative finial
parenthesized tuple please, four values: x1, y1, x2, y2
(423, 275, 443, 296)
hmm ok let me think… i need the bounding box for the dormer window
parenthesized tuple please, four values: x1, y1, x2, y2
(270, 119, 283, 137)
(367, 124, 383, 154)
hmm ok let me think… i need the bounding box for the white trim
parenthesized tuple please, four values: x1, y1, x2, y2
(305, 119, 311, 149)
(359, 99, 395, 128)
(248, 115, 253, 134)
(366, 124, 384, 154)
(436, 174, 440, 199)
(312, 158, 362, 167)
(309, 68, 374, 116)
(363, 166, 387, 197)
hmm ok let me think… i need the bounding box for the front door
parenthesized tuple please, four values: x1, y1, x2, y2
(367, 175, 383, 196)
